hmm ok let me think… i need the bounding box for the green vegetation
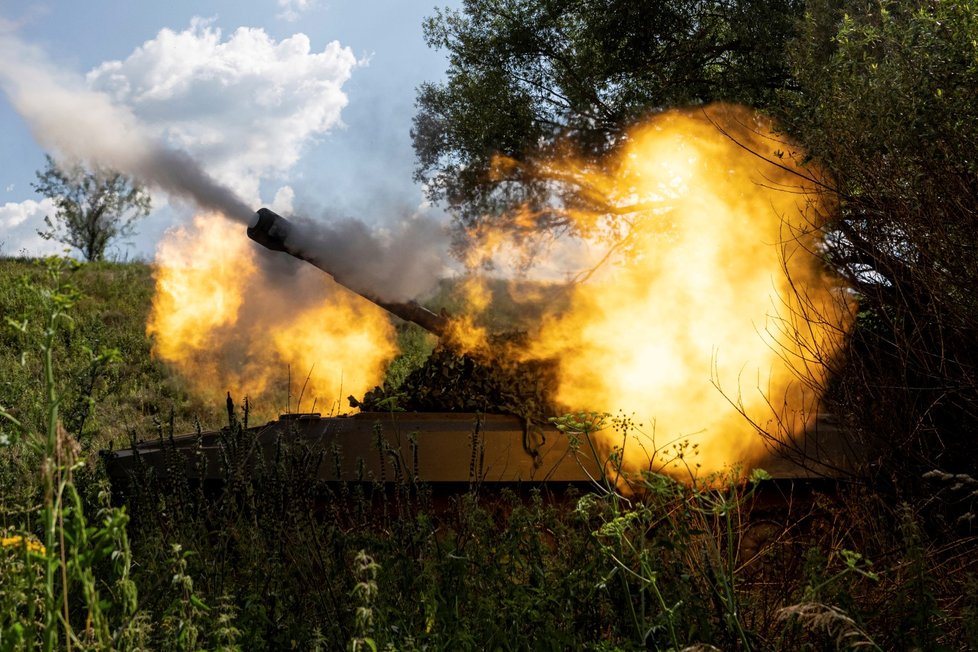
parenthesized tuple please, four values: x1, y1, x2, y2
(1, 258, 976, 649)
(414, 0, 802, 229)
(0, 257, 222, 450)
(775, 0, 978, 488)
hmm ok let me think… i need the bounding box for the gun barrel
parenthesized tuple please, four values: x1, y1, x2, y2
(247, 208, 448, 337)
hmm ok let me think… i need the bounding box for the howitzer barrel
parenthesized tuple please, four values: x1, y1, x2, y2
(247, 208, 448, 337)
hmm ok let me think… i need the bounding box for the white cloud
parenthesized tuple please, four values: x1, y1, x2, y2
(0, 198, 66, 257)
(1, 198, 52, 229)
(277, 0, 317, 22)
(270, 185, 295, 214)
(86, 17, 356, 207)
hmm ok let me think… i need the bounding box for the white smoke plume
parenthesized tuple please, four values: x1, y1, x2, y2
(0, 30, 254, 223)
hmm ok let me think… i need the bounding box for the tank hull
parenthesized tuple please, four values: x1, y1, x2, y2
(105, 412, 600, 488)
(104, 410, 853, 495)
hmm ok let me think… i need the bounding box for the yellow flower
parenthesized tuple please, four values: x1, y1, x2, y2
(1, 535, 46, 555)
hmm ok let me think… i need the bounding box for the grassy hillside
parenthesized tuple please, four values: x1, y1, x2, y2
(0, 257, 225, 448)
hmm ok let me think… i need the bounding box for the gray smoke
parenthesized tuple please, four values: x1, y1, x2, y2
(0, 30, 253, 223)
(279, 210, 448, 304)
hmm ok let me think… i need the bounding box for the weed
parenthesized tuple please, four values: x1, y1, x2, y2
(0, 257, 144, 650)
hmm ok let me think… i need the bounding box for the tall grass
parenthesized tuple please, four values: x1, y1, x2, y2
(1, 257, 976, 649)
(1, 258, 141, 649)
(0, 258, 223, 449)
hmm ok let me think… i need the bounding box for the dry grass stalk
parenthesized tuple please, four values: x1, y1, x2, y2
(778, 602, 880, 650)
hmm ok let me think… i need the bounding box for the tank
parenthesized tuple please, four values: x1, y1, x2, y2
(103, 409, 853, 496)
(105, 411, 602, 490)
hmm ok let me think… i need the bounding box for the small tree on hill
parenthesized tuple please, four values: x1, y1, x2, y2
(32, 155, 151, 262)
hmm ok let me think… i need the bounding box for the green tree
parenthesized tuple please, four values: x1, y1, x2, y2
(413, 0, 804, 243)
(414, 0, 978, 482)
(32, 155, 151, 262)
(776, 0, 978, 480)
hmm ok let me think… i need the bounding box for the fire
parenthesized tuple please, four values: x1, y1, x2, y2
(443, 275, 492, 354)
(145, 103, 848, 479)
(147, 213, 397, 417)
(460, 104, 850, 476)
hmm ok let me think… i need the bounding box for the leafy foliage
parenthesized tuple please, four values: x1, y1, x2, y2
(776, 0, 978, 482)
(32, 155, 151, 262)
(362, 344, 556, 416)
(0, 258, 224, 448)
(413, 0, 804, 240)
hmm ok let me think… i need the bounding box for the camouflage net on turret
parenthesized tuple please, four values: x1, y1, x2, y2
(356, 336, 562, 458)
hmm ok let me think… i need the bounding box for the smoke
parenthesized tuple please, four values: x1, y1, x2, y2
(0, 30, 253, 222)
(277, 208, 450, 303)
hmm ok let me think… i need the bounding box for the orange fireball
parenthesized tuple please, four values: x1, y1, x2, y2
(454, 105, 850, 476)
(147, 104, 850, 479)
(147, 213, 397, 418)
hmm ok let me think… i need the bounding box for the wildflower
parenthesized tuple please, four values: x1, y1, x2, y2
(1, 535, 46, 555)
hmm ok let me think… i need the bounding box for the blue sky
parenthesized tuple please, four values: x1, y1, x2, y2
(0, 0, 457, 259)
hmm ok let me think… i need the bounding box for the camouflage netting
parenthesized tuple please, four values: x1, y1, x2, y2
(356, 335, 562, 442)
(362, 345, 555, 410)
